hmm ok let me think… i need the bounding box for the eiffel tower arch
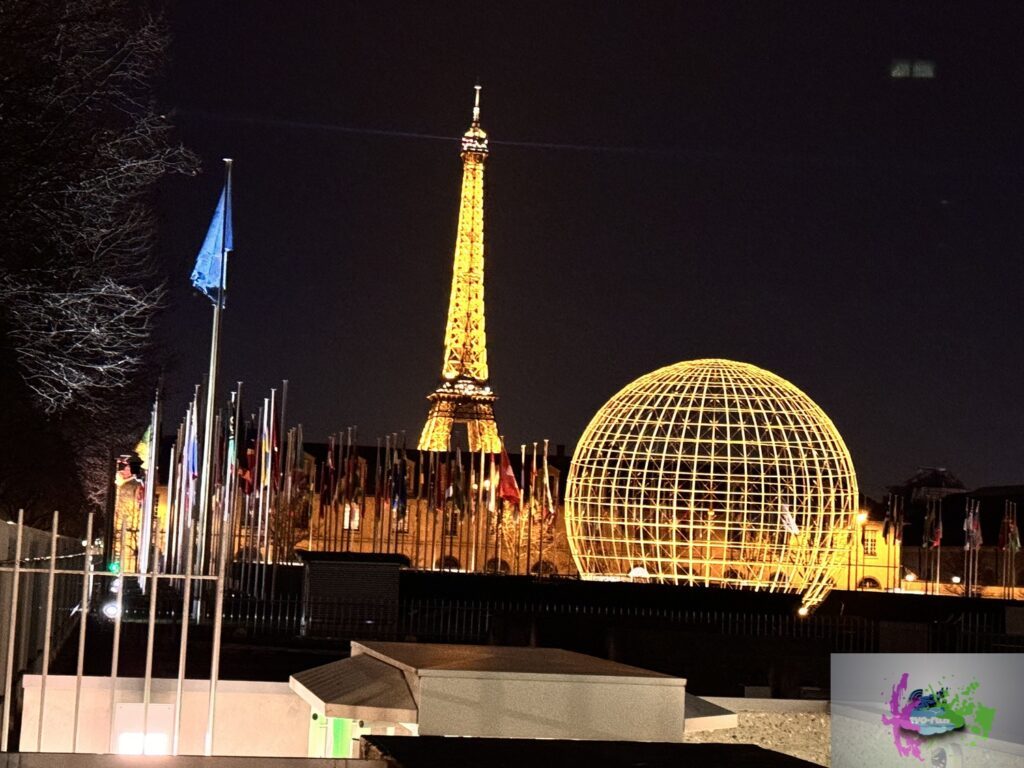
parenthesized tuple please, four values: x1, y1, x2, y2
(419, 86, 502, 454)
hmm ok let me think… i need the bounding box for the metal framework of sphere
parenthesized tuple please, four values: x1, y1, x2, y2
(565, 359, 858, 607)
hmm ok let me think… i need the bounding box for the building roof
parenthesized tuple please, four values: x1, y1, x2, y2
(353, 641, 684, 685)
(289, 652, 417, 722)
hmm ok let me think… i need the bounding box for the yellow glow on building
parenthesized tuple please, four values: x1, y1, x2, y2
(419, 85, 501, 454)
(565, 358, 859, 607)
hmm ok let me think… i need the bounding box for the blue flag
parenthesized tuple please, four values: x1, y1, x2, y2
(190, 182, 234, 304)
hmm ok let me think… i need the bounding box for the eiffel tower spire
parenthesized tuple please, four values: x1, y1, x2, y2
(418, 85, 501, 453)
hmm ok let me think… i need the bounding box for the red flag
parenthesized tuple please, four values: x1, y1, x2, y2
(498, 446, 521, 506)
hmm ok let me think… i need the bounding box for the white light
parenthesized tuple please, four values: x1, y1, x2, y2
(904, 572, 917, 582)
(81, 539, 88, 546)
(797, 605, 809, 617)
(118, 732, 168, 756)
(951, 575, 961, 584)
(627, 566, 650, 580)
(102, 602, 121, 620)
(109, 577, 122, 593)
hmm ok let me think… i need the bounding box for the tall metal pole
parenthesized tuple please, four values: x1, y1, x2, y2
(1, 510, 24, 752)
(172, 523, 196, 756)
(139, 388, 160, 584)
(142, 512, 160, 753)
(197, 159, 233, 578)
(71, 513, 94, 752)
(36, 511, 58, 752)
(205, 484, 234, 755)
(107, 516, 127, 753)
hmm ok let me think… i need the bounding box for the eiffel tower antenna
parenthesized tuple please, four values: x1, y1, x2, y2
(418, 85, 502, 454)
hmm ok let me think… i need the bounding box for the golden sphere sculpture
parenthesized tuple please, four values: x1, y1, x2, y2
(565, 359, 858, 607)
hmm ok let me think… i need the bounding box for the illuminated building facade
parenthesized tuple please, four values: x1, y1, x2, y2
(565, 359, 859, 608)
(418, 86, 502, 454)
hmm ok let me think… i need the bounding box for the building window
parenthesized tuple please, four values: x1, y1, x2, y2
(890, 59, 935, 79)
(863, 532, 878, 557)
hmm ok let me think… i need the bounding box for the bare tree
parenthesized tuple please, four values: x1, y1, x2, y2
(0, 0, 197, 519)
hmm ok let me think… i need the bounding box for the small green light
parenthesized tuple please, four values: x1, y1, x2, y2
(107, 561, 120, 573)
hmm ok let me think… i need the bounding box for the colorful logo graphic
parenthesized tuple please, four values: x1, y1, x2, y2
(881, 673, 996, 760)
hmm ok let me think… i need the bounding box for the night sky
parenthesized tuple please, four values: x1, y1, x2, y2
(156, 1, 1024, 497)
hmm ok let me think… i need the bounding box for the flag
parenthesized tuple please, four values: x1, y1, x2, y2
(391, 450, 408, 525)
(190, 181, 234, 304)
(964, 504, 983, 551)
(183, 400, 199, 516)
(135, 425, 152, 472)
(239, 419, 257, 495)
(1010, 515, 1021, 554)
(933, 505, 943, 547)
(894, 496, 904, 543)
(882, 498, 892, 541)
(487, 452, 497, 517)
(922, 506, 935, 548)
(451, 451, 467, 512)
(498, 446, 520, 506)
(780, 503, 800, 536)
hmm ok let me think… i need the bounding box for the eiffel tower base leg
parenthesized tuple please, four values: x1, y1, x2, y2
(419, 394, 501, 453)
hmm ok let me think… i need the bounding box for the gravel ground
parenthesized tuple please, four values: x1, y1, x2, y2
(682, 711, 830, 766)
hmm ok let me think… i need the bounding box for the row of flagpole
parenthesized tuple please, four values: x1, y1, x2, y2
(878, 491, 1020, 595)
(309, 433, 560, 574)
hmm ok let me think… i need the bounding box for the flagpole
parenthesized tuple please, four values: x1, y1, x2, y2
(197, 159, 233, 577)
(139, 386, 160, 587)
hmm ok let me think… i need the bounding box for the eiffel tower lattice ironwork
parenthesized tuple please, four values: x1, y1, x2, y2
(418, 86, 502, 454)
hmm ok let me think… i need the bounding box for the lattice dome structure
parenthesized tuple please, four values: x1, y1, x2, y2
(565, 359, 858, 607)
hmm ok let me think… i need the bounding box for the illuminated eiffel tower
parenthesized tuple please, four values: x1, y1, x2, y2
(418, 86, 502, 454)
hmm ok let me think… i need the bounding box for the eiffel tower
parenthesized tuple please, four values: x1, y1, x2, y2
(418, 86, 502, 454)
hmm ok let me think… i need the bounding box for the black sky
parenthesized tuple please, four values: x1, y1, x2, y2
(156, 1, 1024, 497)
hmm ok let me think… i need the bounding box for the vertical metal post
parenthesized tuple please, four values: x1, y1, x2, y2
(205, 495, 233, 755)
(172, 523, 196, 756)
(72, 512, 94, 752)
(142, 512, 160, 752)
(1, 510, 25, 751)
(36, 511, 59, 752)
(108, 516, 126, 752)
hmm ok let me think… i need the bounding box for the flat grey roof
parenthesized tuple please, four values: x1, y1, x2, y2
(354, 641, 685, 685)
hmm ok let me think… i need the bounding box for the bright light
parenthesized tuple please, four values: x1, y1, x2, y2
(109, 577, 122, 594)
(627, 566, 650, 580)
(118, 732, 168, 755)
(856, 511, 868, 525)
(904, 572, 917, 582)
(565, 358, 859, 608)
(102, 602, 121, 620)
(951, 575, 961, 584)
(797, 606, 809, 617)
